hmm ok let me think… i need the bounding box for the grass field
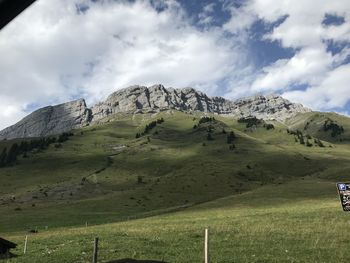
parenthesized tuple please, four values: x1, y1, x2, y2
(3, 178, 350, 263)
(1, 110, 350, 262)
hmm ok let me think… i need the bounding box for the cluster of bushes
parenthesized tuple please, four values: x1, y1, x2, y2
(323, 119, 344, 137)
(287, 129, 324, 147)
(58, 132, 74, 143)
(198, 116, 215, 124)
(194, 118, 237, 149)
(288, 129, 307, 145)
(135, 118, 164, 138)
(206, 124, 215, 141)
(238, 116, 275, 130)
(227, 131, 236, 150)
(263, 123, 275, 130)
(314, 138, 325, 147)
(0, 132, 74, 168)
(238, 116, 262, 128)
(193, 116, 216, 129)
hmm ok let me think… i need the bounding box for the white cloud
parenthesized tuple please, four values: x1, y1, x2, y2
(283, 64, 350, 110)
(198, 3, 216, 25)
(223, 4, 257, 34)
(223, 0, 350, 112)
(0, 0, 246, 130)
(252, 47, 333, 91)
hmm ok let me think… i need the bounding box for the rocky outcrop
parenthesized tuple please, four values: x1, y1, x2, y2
(232, 94, 310, 122)
(90, 85, 236, 122)
(0, 99, 91, 140)
(90, 84, 310, 123)
(0, 84, 311, 140)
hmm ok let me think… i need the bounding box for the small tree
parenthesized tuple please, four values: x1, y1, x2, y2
(6, 143, 19, 165)
(227, 131, 236, 144)
(207, 133, 213, 141)
(207, 125, 214, 133)
(229, 144, 236, 150)
(315, 138, 324, 147)
(137, 176, 144, 184)
(0, 148, 7, 167)
(264, 124, 274, 130)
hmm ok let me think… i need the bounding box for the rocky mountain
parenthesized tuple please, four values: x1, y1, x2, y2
(0, 99, 91, 140)
(0, 84, 311, 140)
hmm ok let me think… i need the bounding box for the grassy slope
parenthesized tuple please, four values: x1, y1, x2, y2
(286, 111, 350, 143)
(1, 110, 350, 262)
(4, 178, 350, 263)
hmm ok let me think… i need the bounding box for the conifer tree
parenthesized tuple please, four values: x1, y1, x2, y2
(0, 148, 7, 167)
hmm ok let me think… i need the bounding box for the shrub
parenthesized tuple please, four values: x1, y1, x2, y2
(227, 131, 236, 144)
(198, 116, 215, 124)
(229, 144, 236, 150)
(314, 138, 325, 147)
(323, 119, 344, 137)
(264, 123, 275, 130)
(137, 176, 144, 184)
(238, 116, 262, 128)
(207, 133, 214, 141)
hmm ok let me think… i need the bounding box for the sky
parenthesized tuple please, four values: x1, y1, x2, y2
(0, 0, 349, 129)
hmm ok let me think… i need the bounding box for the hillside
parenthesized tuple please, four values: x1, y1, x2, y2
(286, 111, 350, 143)
(1, 110, 350, 233)
(0, 109, 350, 261)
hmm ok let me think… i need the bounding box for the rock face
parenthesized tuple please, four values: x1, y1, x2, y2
(0, 99, 91, 140)
(90, 85, 235, 122)
(0, 84, 311, 140)
(90, 84, 310, 123)
(232, 94, 310, 122)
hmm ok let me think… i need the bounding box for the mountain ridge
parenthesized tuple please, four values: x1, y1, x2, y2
(0, 84, 311, 140)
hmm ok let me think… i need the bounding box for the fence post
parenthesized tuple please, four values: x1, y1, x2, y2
(205, 228, 209, 263)
(93, 237, 99, 263)
(24, 235, 28, 254)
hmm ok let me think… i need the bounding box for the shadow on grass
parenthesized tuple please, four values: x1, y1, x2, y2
(0, 252, 17, 260)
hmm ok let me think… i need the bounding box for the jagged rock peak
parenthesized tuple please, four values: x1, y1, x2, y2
(91, 85, 310, 122)
(0, 84, 311, 140)
(90, 84, 235, 122)
(233, 93, 311, 121)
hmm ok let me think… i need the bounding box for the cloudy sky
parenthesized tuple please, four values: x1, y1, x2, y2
(0, 0, 349, 129)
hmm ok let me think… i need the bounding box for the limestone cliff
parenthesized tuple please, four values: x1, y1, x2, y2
(0, 84, 311, 139)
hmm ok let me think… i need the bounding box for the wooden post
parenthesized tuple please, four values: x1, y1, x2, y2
(24, 235, 28, 254)
(204, 228, 209, 263)
(93, 237, 99, 263)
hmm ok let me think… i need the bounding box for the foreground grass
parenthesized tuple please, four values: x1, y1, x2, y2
(3, 178, 349, 263)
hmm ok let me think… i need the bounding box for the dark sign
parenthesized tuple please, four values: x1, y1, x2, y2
(337, 182, 350, 211)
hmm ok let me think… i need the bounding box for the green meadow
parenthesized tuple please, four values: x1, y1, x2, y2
(1, 110, 350, 262)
